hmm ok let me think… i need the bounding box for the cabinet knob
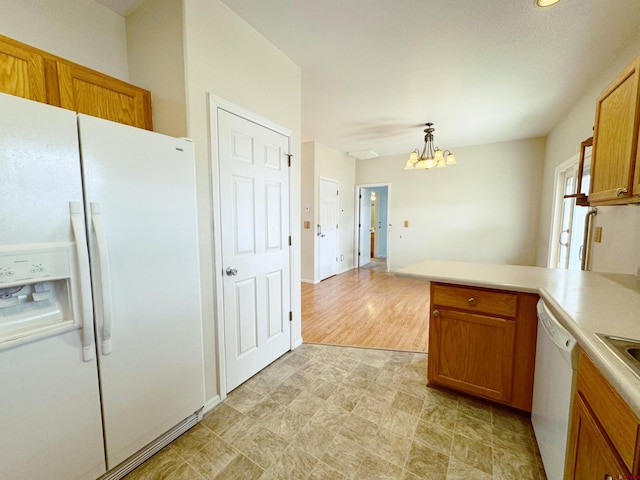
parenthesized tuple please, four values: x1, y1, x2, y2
(615, 187, 628, 197)
(433, 309, 440, 317)
(468, 297, 476, 306)
(604, 475, 613, 480)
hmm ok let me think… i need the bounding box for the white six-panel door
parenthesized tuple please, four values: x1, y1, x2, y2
(217, 109, 291, 392)
(318, 178, 339, 280)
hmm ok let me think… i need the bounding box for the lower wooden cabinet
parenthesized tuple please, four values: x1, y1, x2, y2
(565, 393, 629, 480)
(565, 351, 640, 478)
(427, 283, 538, 412)
(429, 308, 516, 403)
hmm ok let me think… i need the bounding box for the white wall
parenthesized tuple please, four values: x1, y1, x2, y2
(315, 142, 356, 276)
(301, 141, 356, 282)
(301, 141, 315, 282)
(182, 0, 302, 402)
(356, 138, 546, 270)
(1, 0, 129, 81)
(126, 0, 187, 137)
(538, 26, 640, 273)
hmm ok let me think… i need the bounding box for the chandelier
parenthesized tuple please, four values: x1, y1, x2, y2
(404, 123, 456, 170)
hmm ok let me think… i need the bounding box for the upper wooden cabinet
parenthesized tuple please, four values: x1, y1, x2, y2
(427, 283, 539, 412)
(0, 36, 46, 102)
(0, 35, 152, 130)
(589, 53, 640, 205)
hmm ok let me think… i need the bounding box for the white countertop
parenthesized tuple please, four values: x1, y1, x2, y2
(396, 260, 640, 417)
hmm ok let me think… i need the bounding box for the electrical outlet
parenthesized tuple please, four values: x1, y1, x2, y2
(594, 226, 602, 243)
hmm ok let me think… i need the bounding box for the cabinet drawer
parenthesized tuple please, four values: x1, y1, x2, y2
(432, 283, 517, 318)
(577, 351, 640, 472)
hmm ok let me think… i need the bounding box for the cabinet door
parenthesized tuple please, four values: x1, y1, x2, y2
(57, 61, 152, 130)
(428, 308, 516, 403)
(590, 57, 640, 205)
(0, 36, 46, 102)
(565, 393, 629, 480)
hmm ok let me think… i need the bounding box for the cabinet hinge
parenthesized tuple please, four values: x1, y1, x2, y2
(288, 236, 292, 246)
(289, 311, 293, 322)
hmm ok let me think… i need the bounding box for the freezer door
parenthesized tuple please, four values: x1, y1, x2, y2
(0, 93, 105, 479)
(78, 114, 205, 468)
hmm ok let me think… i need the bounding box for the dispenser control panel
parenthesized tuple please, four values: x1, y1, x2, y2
(0, 247, 71, 286)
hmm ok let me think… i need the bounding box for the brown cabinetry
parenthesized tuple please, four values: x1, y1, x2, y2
(0, 36, 46, 102)
(427, 283, 538, 412)
(589, 53, 640, 205)
(566, 351, 640, 478)
(0, 35, 152, 130)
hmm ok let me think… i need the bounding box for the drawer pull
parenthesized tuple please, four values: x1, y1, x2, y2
(433, 309, 440, 317)
(468, 297, 476, 306)
(615, 187, 628, 197)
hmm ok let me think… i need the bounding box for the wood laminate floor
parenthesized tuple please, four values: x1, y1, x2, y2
(301, 268, 430, 352)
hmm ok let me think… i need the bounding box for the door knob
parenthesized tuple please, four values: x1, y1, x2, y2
(225, 267, 238, 276)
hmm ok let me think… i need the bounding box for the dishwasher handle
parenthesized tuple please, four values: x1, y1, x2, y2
(536, 299, 577, 353)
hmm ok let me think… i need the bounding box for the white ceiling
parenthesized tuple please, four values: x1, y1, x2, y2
(99, 0, 640, 157)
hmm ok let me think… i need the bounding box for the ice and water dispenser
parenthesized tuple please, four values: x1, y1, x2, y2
(0, 245, 79, 350)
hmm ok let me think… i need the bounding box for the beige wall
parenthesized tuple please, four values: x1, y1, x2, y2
(127, 0, 302, 405)
(1, 0, 129, 81)
(182, 0, 302, 402)
(538, 27, 640, 273)
(301, 141, 356, 283)
(301, 142, 315, 281)
(356, 138, 546, 269)
(126, 0, 187, 137)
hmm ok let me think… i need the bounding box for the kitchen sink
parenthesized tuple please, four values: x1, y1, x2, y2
(597, 334, 640, 380)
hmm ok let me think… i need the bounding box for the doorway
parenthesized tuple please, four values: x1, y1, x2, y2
(356, 184, 390, 271)
(549, 147, 592, 270)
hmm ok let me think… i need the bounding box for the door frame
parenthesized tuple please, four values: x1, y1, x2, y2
(208, 94, 295, 401)
(354, 183, 391, 270)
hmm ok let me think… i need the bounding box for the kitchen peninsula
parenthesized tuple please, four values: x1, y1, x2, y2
(397, 260, 640, 416)
(398, 260, 640, 477)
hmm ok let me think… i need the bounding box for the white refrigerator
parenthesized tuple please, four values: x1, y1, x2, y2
(0, 92, 205, 479)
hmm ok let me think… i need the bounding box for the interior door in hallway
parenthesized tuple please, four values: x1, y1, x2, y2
(318, 177, 339, 281)
(358, 187, 371, 266)
(217, 109, 291, 392)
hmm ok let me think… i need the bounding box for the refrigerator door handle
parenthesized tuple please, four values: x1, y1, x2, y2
(91, 202, 114, 355)
(69, 202, 97, 362)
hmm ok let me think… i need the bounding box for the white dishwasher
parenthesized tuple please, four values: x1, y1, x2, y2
(531, 298, 578, 480)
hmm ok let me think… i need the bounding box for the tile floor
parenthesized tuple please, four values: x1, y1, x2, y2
(125, 344, 547, 480)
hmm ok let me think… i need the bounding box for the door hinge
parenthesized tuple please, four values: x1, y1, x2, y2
(336, 224, 338, 229)
(289, 311, 293, 322)
(336, 190, 339, 196)
(358, 252, 361, 256)
(288, 235, 292, 246)
(286, 154, 292, 167)
(359, 194, 362, 199)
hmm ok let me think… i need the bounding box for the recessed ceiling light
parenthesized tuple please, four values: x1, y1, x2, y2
(536, 0, 561, 7)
